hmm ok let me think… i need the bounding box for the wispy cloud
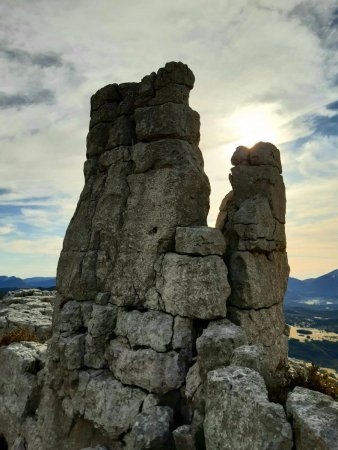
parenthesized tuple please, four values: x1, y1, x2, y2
(0, 0, 337, 278)
(0, 46, 64, 68)
(0, 188, 12, 195)
(0, 90, 55, 109)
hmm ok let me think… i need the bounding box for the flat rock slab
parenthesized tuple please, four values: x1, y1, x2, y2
(287, 387, 338, 450)
(204, 366, 293, 450)
(135, 103, 200, 144)
(0, 290, 54, 341)
(175, 226, 226, 256)
(108, 339, 187, 394)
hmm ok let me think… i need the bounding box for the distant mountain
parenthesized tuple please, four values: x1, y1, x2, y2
(24, 277, 57, 288)
(0, 276, 56, 289)
(0, 276, 30, 289)
(286, 269, 338, 299)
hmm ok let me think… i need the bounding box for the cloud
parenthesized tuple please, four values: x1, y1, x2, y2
(0, 188, 12, 195)
(1, 236, 63, 255)
(327, 99, 338, 110)
(311, 114, 338, 136)
(0, 0, 337, 278)
(0, 224, 15, 235)
(0, 90, 55, 109)
(0, 46, 64, 68)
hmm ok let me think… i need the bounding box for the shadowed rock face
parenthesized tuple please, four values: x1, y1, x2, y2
(216, 142, 290, 375)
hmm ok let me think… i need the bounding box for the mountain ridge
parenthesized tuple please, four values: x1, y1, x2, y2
(0, 275, 56, 289)
(287, 269, 338, 299)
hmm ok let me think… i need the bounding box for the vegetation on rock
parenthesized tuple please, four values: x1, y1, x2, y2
(0, 328, 39, 347)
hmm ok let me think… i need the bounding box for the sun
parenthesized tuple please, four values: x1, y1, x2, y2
(226, 105, 281, 148)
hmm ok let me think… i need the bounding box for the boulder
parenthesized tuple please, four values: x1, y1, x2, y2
(124, 406, 173, 449)
(196, 319, 247, 377)
(230, 344, 268, 377)
(286, 387, 338, 450)
(227, 303, 289, 372)
(232, 196, 286, 252)
(230, 164, 286, 223)
(107, 339, 187, 394)
(231, 142, 282, 173)
(204, 366, 293, 450)
(115, 309, 173, 353)
(228, 251, 289, 309)
(159, 253, 229, 319)
(73, 371, 146, 439)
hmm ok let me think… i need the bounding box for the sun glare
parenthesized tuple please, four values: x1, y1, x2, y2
(226, 105, 281, 148)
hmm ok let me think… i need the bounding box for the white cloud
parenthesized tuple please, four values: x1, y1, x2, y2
(0, 224, 15, 235)
(0, 0, 337, 277)
(0, 236, 63, 255)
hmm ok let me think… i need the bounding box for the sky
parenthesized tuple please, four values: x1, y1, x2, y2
(0, 0, 337, 279)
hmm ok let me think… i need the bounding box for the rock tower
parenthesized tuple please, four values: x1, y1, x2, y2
(216, 143, 290, 378)
(3, 63, 335, 450)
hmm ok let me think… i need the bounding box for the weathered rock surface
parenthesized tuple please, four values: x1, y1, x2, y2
(115, 308, 173, 352)
(217, 142, 289, 375)
(287, 387, 338, 450)
(0, 64, 321, 450)
(72, 371, 147, 439)
(124, 406, 173, 449)
(0, 342, 46, 446)
(228, 251, 289, 309)
(108, 339, 187, 394)
(204, 366, 293, 450)
(0, 289, 54, 341)
(175, 226, 226, 256)
(231, 142, 282, 173)
(196, 319, 247, 377)
(158, 253, 230, 319)
(230, 344, 268, 377)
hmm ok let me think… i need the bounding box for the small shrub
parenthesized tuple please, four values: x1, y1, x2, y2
(0, 328, 39, 347)
(290, 362, 338, 400)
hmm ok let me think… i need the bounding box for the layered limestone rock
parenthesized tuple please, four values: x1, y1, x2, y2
(216, 142, 289, 375)
(286, 387, 338, 450)
(204, 366, 293, 450)
(2, 62, 336, 450)
(31, 62, 231, 450)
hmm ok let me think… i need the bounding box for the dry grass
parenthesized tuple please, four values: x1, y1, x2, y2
(291, 362, 338, 400)
(0, 328, 39, 347)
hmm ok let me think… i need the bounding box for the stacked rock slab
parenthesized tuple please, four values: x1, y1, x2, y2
(216, 143, 290, 376)
(5, 63, 333, 450)
(38, 62, 232, 449)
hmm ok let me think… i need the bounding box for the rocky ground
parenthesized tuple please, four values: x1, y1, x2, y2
(0, 289, 55, 342)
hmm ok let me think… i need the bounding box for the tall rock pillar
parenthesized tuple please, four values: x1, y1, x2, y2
(41, 62, 230, 449)
(216, 142, 289, 374)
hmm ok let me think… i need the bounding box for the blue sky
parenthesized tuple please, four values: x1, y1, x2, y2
(0, 0, 337, 279)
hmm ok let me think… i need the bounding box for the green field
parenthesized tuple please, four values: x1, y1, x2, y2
(289, 338, 338, 371)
